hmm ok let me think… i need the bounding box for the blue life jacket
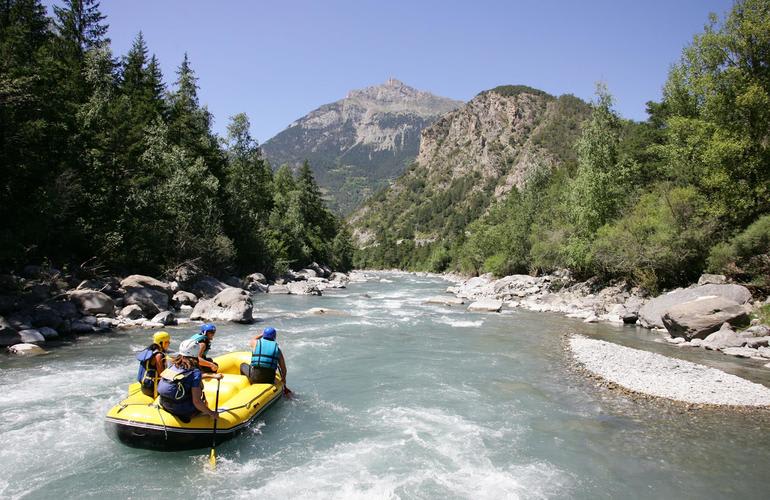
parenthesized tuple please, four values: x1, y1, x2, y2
(157, 365, 198, 416)
(136, 344, 162, 389)
(251, 338, 281, 370)
(191, 333, 210, 357)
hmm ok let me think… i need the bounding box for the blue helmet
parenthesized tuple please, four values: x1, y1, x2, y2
(201, 323, 217, 334)
(263, 326, 277, 340)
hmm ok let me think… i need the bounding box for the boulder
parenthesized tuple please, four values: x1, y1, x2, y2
(49, 301, 78, 319)
(308, 262, 326, 277)
(467, 299, 503, 312)
(296, 269, 318, 279)
(8, 343, 47, 356)
(171, 291, 198, 308)
(0, 316, 21, 346)
(70, 320, 96, 334)
(224, 276, 244, 289)
(662, 296, 751, 339)
(18, 329, 45, 343)
(638, 284, 752, 329)
(286, 281, 322, 296)
(76, 277, 122, 297)
(123, 287, 168, 317)
(249, 282, 269, 293)
(702, 323, 746, 350)
(245, 273, 267, 289)
(68, 289, 115, 316)
(120, 275, 172, 296)
(739, 324, 770, 338)
(151, 311, 177, 326)
(721, 347, 762, 359)
(31, 304, 64, 329)
(329, 272, 349, 283)
(172, 261, 203, 289)
(38, 326, 59, 339)
(745, 337, 770, 349)
(698, 274, 727, 285)
(0, 294, 22, 315)
(190, 287, 253, 323)
(267, 284, 290, 294)
(120, 304, 144, 320)
(424, 296, 465, 306)
(190, 276, 227, 298)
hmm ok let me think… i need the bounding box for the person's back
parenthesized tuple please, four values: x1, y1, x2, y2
(157, 339, 221, 423)
(240, 327, 286, 386)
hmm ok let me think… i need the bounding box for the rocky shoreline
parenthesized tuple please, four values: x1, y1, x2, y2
(438, 271, 770, 368)
(1, 263, 357, 356)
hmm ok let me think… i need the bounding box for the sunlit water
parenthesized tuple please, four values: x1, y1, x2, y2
(2, 272, 770, 499)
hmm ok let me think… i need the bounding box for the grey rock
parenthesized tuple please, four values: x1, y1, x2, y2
(172, 262, 203, 289)
(424, 295, 465, 306)
(81, 315, 98, 325)
(190, 287, 254, 323)
(698, 274, 727, 285)
(8, 343, 47, 356)
(120, 275, 172, 296)
(31, 303, 64, 329)
(639, 284, 752, 329)
(245, 273, 267, 286)
(745, 336, 770, 349)
(69, 289, 115, 316)
(224, 276, 244, 289)
(329, 272, 349, 283)
(190, 276, 228, 299)
(739, 324, 770, 338)
(171, 291, 198, 308)
(662, 296, 751, 339)
(286, 281, 322, 296)
(721, 347, 762, 358)
(151, 311, 177, 326)
(306, 307, 348, 316)
(467, 299, 503, 312)
(0, 316, 21, 347)
(48, 301, 78, 319)
(38, 326, 59, 339)
(296, 268, 318, 279)
(249, 282, 269, 294)
(690, 338, 704, 347)
(124, 287, 168, 317)
(70, 320, 95, 334)
(120, 304, 144, 320)
(18, 329, 45, 344)
(665, 336, 686, 344)
(702, 323, 746, 350)
(757, 346, 770, 359)
(76, 277, 122, 297)
(267, 284, 290, 294)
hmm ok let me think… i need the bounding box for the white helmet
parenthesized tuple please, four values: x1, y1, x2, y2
(178, 339, 199, 357)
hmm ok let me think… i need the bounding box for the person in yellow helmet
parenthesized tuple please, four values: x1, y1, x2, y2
(136, 331, 171, 397)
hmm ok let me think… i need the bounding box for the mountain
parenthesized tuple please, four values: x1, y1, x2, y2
(261, 79, 462, 214)
(349, 85, 591, 261)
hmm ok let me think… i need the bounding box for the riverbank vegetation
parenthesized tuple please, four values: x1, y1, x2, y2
(0, 0, 353, 277)
(355, 0, 770, 294)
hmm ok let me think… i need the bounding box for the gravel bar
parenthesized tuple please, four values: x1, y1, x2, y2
(569, 334, 770, 407)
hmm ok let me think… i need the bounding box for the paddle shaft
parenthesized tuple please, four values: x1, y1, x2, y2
(211, 377, 221, 447)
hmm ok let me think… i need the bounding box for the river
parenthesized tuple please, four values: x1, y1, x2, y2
(2, 272, 769, 499)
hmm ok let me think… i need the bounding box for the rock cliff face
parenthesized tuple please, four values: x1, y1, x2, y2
(261, 79, 462, 214)
(349, 85, 591, 247)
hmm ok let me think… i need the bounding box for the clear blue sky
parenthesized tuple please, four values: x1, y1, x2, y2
(47, 0, 733, 143)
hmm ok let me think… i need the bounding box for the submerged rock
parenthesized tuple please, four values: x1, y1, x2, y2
(8, 343, 47, 356)
(467, 299, 503, 312)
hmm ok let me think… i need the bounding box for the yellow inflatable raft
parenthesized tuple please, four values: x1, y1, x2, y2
(105, 351, 283, 451)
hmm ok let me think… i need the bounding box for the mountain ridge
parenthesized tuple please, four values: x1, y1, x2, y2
(261, 79, 462, 214)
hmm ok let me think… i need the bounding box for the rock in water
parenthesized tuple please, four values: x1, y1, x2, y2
(68, 289, 115, 316)
(190, 287, 253, 323)
(286, 281, 322, 296)
(8, 343, 47, 356)
(467, 299, 503, 312)
(120, 304, 144, 320)
(702, 323, 746, 350)
(190, 276, 227, 298)
(151, 311, 177, 326)
(424, 296, 465, 306)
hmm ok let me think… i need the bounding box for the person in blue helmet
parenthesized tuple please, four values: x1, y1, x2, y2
(240, 327, 288, 390)
(189, 323, 219, 373)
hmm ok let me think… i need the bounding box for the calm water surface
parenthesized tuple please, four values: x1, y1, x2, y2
(2, 272, 769, 499)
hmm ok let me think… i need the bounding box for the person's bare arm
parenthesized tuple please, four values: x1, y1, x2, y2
(249, 333, 263, 349)
(197, 343, 218, 371)
(191, 386, 218, 418)
(278, 352, 287, 383)
(153, 352, 165, 373)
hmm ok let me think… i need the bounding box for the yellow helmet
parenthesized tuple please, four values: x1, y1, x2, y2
(153, 331, 171, 345)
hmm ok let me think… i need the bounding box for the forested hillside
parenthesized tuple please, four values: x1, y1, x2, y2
(0, 0, 352, 277)
(353, 0, 770, 294)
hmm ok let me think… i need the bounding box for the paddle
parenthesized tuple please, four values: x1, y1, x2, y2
(208, 376, 222, 470)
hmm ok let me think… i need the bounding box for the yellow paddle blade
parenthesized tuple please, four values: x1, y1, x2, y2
(209, 448, 216, 470)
